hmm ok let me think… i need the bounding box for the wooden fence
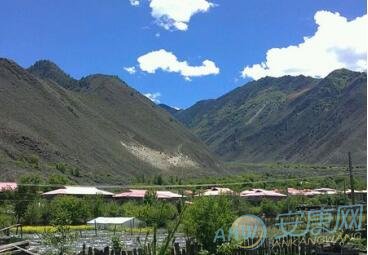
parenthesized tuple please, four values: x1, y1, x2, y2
(78, 236, 362, 255)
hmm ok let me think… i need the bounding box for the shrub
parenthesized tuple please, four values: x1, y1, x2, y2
(182, 196, 236, 253)
(50, 196, 89, 225)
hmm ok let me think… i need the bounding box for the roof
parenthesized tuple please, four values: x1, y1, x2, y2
(113, 189, 183, 199)
(87, 217, 138, 225)
(0, 182, 17, 192)
(346, 189, 367, 194)
(287, 188, 342, 196)
(200, 187, 234, 196)
(313, 188, 337, 194)
(240, 189, 286, 198)
(43, 186, 114, 196)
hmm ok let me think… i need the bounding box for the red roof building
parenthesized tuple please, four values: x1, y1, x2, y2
(0, 182, 17, 192)
(240, 189, 286, 201)
(113, 189, 183, 200)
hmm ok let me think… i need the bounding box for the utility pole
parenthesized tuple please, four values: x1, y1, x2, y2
(348, 152, 355, 204)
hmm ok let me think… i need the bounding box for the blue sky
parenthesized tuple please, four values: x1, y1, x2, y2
(0, 0, 366, 109)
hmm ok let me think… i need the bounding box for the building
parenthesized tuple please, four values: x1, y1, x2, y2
(287, 188, 321, 196)
(42, 186, 114, 198)
(313, 188, 337, 195)
(346, 189, 367, 203)
(240, 189, 286, 201)
(0, 182, 17, 192)
(113, 189, 183, 201)
(287, 188, 335, 197)
(198, 187, 234, 196)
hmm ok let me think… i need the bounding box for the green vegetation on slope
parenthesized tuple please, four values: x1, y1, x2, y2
(173, 70, 366, 165)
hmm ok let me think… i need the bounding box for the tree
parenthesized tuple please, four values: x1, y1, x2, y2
(14, 174, 43, 223)
(50, 196, 89, 225)
(42, 209, 78, 255)
(23, 199, 50, 225)
(122, 193, 178, 255)
(182, 196, 236, 253)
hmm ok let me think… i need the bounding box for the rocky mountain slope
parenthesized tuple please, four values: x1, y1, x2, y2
(173, 69, 367, 165)
(0, 59, 223, 183)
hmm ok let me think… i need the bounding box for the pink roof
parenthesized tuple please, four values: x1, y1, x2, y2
(114, 189, 147, 198)
(287, 188, 304, 195)
(0, 182, 17, 191)
(287, 188, 327, 196)
(240, 189, 286, 198)
(113, 189, 183, 199)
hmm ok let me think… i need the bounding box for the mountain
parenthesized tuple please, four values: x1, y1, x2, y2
(174, 69, 367, 165)
(0, 59, 223, 183)
(158, 104, 181, 115)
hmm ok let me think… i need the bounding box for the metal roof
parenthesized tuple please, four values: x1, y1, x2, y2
(113, 189, 183, 198)
(87, 217, 138, 225)
(240, 189, 286, 197)
(42, 186, 113, 196)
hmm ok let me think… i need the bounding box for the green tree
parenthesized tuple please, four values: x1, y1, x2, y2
(50, 196, 89, 224)
(42, 209, 78, 255)
(23, 199, 50, 225)
(14, 174, 43, 223)
(182, 196, 236, 253)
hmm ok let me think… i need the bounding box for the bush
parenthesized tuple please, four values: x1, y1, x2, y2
(182, 196, 236, 253)
(23, 200, 50, 225)
(50, 196, 89, 225)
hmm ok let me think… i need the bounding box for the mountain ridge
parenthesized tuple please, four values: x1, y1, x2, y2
(169, 69, 367, 165)
(0, 58, 224, 183)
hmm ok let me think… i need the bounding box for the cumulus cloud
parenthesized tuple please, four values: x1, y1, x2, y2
(129, 0, 140, 6)
(241, 11, 367, 80)
(124, 66, 136, 74)
(149, 0, 214, 31)
(137, 49, 220, 79)
(144, 92, 161, 103)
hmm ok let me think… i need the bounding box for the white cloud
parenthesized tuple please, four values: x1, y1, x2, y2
(144, 92, 161, 103)
(124, 66, 136, 74)
(137, 49, 220, 79)
(149, 0, 214, 31)
(129, 0, 140, 6)
(241, 11, 367, 80)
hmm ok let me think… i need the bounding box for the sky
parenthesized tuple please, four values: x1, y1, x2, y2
(0, 0, 366, 109)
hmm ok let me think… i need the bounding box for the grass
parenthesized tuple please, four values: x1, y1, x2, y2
(11, 225, 153, 234)
(14, 225, 94, 233)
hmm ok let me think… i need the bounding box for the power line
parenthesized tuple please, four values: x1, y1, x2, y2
(8, 173, 366, 190)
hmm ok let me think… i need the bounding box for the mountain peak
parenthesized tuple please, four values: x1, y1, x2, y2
(28, 60, 79, 89)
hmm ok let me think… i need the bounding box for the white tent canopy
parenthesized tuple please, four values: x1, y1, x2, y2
(87, 217, 142, 228)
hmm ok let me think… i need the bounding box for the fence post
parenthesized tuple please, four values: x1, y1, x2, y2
(104, 246, 109, 255)
(174, 242, 180, 255)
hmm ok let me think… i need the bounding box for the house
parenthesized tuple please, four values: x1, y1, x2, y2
(198, 187, 234, 196)
(0, 182, 17, 192)
(313, 188, 337, 195)
(113, 189, 183, 201)
(42, 186, 114, 198)
(287, 188, 334, 197)
(287, 188, 321, 197)
(240, 189, 286, 201)
(346, 189, 367, 202)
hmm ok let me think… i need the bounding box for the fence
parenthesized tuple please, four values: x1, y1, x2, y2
(78, 236, 363, 255)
